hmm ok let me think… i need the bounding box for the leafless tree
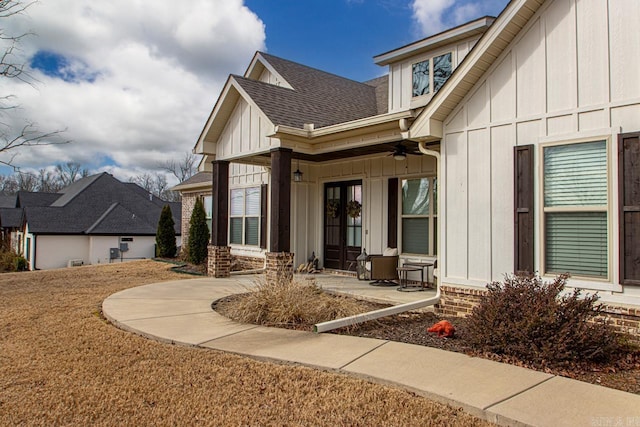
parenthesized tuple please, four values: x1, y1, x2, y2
(159, 152, 197, 183)
(15, 170, 37, 191)
(37, 168, 62, 192)
(1, 0, 69, 169)
(55, 162, 88, 186)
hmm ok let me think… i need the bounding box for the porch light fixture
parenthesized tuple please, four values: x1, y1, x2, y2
(393, 152, 406, 161)
(293, 159, 303, 182)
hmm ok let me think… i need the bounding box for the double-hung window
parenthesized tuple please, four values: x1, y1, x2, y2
(229, 187, 261, 246)
(401, 177, 437, 255)
(543, 140, 608, 278)
(412, 52, 452, 98)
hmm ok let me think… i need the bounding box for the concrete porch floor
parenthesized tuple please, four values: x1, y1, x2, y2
(297, 273, 437, 306)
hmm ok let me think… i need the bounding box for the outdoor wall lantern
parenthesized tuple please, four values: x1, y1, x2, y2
(293, 159, 303, 182)
(356, 249, 369, 280)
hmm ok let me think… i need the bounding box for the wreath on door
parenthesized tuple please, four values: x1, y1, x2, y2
(326, 200, 339, 218)
(346, 200, 362, 219)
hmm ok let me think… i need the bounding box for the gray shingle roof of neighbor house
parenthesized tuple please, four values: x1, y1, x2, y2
(0, 208, 23, 228)
(233, 52, 386, 129)
(172, 171, 213, 190)
(0, 195, 17, 208)
(17, 192, 62, 208)
(19, 172, 181, 236)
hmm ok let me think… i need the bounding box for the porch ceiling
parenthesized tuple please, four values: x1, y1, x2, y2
(222, 140, 441, 167)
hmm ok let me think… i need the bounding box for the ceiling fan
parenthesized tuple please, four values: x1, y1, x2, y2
(389, 142, 421, 160)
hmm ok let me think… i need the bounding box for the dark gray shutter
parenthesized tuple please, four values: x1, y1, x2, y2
(388, 178, 398, 249)
(260, 184, 268, 249)
(514, 145, 534, 274)
(619, 133, 640, 285)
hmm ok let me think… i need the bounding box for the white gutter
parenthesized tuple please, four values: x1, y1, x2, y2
(314, 142, 441, 333)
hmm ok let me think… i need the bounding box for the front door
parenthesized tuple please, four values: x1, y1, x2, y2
(324, 180, 362, 271)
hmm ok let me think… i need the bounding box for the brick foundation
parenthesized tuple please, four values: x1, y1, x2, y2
(232, 255, 265, 272)
(207, 245, 231, 278)
(436, 284, 640, 342)
(265, 252, 294, 284)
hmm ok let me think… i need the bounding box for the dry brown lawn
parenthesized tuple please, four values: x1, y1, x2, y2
(0, 260, 493, 426)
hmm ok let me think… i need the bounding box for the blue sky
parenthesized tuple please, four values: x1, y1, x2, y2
(245, 0, 509, 81)
(3, 0, 509, 183)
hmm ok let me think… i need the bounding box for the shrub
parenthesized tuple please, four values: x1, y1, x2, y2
(156, 205, 177, 258)
(14, 256, 27, 271)
(218, 278, 370, 328)
(188, 197, 209, 265)
(0, 251, 26, 272)
(465, 273, 620, 368)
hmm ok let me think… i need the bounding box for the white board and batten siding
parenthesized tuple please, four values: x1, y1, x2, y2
(310, 154, 437, 264)
(388, 35, 481, 113)
(440, 0, 640, 291)
(216, 96, 277, 160)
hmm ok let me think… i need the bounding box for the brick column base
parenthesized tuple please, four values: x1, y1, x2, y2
(208, 245, 231, 278)
(265, 252, 294, 284)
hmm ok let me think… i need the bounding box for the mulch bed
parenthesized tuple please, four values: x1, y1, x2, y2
(333, 311, 640, 395)
(215, 293, 640, 395)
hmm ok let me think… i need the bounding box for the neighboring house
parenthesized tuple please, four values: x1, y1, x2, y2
(0, 173, 181, 270)
(178, 0, 639, 337)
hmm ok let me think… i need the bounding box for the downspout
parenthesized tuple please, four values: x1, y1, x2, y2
(314, 141, 441, 333)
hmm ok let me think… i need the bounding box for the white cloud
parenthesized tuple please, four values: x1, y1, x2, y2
(1, 0, 265, 180)
(411, 0, 507, 37)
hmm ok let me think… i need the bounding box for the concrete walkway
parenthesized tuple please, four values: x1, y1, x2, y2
(102, 275, 640, 427)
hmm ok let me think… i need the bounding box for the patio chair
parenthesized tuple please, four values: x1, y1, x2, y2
(368, 247, 399, 286)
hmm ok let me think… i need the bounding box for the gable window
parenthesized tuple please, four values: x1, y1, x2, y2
(401, 177, 437, 255)
(412, 52, 452, 98)
(230, 187, 261, 246)
(543, 140, 608, 278)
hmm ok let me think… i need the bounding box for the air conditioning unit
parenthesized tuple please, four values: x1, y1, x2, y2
(67, 259, 84, 268)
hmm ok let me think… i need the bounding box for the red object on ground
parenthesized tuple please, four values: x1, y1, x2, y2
(427, 320, 456, 338)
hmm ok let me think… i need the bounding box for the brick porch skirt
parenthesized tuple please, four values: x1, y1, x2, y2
(207, 245, 231, 278)
(437, 284, 640, 341)
(265, 252, 294, 284)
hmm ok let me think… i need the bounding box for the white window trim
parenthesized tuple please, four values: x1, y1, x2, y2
(229, 186, 261, 247)
(399, 176, 437, 257)
(410, 50, 454, 104)
(538, 136, 613, 286)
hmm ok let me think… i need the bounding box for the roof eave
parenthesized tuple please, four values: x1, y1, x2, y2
(374, 16, 496, 66)
(272, 110, 415, 142)
(409, 0, 545, 142)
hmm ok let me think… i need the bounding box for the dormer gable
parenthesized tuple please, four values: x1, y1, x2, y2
(244, 52, 294, 90)
(374, 16, 494, 112)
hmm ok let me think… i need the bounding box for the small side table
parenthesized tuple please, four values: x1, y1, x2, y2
(397, 266, 423, 292)
(402, 261, 434, 289)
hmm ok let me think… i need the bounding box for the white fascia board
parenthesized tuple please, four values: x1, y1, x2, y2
(194, 75, 234, 155)
(410, 0, 539, 141)
(245, 52, 294, 90)
(194, 77, 275, 156)
(273, 110, 415, 141)
(374, 16, 495, 66)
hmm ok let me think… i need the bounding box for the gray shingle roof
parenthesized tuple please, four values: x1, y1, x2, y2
(234, 53, 385, 129)
(0, 208, 23, 228)
(17, 192, 62, 208)
(174, 171, 212, 188)
(20, 173, 181, 235)
(0, 195, 16, 208)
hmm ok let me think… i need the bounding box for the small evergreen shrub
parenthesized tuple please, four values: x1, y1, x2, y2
(0, 251, 26, 272)
(156, 205, 177, 258)
(466, 273, 620, 368)
(14, 256, 27, 271)
(188, 197, 209, 265)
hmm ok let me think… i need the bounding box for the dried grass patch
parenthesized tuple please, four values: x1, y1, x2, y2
(0, 260, 494, 426)
(215, 277, 381, 330)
